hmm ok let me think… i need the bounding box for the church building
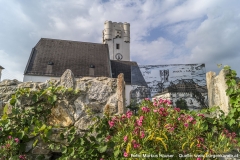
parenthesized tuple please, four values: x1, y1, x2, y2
(23, 21, 146, 106)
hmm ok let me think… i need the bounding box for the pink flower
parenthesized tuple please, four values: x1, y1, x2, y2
(196, 158, 202, 160)
(145, 98, 150, 101)
(159, 98, 163, 104)
(124, 135, 128, 142)
(105, 135, 111, 142)
(133, 143, 140, 149)
(133, 127, 140, 135)
(8, 136, 12, 139)
(184, 123, 189, 128)
(178, 117, 181, 121)
(197, 113, 204, 118)
(174, 108, 181, 112)
(188, 116, 194, 122)
(100, 158, 104, 160)
(159, 107, 165, 111)
(165, 124, 175, 133)
(121, 114, 126, 120)
(153, 102, 158, 106)
(108, 120, 115, 128)
(141, 106, 150, 113)
(196, 143, 201, 148)
(14, 138, 19, 143)
(111, 116, 118, 121)
(158, 107, 168, 116)
(126, 111, 133, 118)
(136, 120, 143, 126)
(132, 140, 140, 149)
(123, 151, 128, 157)
(227, 133, 232, 138)
(136, 116, 144, 126)
(19, 155, 27, 160)
(153, 109, 158, 112)
(163, 99, 168, 104)
(140, 131, 145, 138)
(169, 127, 175, 132)
(232, 132, 236, 137)
(167, 100, 172, 105)
(198, 137, 204, 142)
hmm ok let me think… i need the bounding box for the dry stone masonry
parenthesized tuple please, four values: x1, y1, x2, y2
(0, 70, 126, 158)
(0, 70, 125, 125)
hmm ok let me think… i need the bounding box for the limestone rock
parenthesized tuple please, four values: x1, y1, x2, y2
(80, 77, 94, 81)
(104, 93, 118, 115)
(48, 100, 74, 127)
(88, 81, 111, 103)
(117, 73, 126, 114)
(206, 69, 229, 114)
(75, 81, 89, 92)
(60, 69, 75, 88)
(25, 140, 34, 152)
(74, 115, 96, 130)
(73, 97, 85, 121)
(0, 79, 20, 86)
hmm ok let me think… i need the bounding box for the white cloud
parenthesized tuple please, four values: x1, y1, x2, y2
(163, 0, 217, 24)
(0, 0, 240, 81)
(131, 37, 175, 64)
(0, 50, 23, 80)
(185, 8, 240, 75)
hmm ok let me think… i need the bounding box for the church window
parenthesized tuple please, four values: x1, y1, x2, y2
(116, 44, 120, 49)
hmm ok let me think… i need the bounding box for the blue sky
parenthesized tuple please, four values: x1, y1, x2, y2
(0, 0, 240, 81)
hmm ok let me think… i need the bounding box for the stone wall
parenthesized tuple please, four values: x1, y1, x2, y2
(0, 70, 126, 158)
(206, 69, 229, 114)
(0, 70, 126, 122)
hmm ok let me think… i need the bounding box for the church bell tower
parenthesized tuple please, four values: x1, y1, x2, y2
(102, 21, 130, 61)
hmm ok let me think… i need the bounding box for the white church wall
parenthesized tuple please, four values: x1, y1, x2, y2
(125, 84, 133, 106)
(23, 75, 59, 82)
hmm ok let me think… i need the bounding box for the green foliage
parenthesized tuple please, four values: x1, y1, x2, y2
(223, 65, 240, 145)
(0, 85, 80, 159)
(126, 99, 140, 115)
(175, 98, 189, 110)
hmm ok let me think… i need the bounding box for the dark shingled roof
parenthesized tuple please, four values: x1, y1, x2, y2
(111, 60, 147, 86)
(24, 38, 111, 77)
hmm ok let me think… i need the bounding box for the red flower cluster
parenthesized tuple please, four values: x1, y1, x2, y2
(223, 129, 238, 144)
(132, 140, 140, 149)
(174, 107, 181, 112)
(178, 114, 196, 128)
(158, 107, 168, 117)
(165, 124, 176, 133)
(19, 155, 27, 160)
(136, 116, 144, 126)
(141, 106, 150, 113)
(196, 137, 205, 148)
(105, 135, 111, 142)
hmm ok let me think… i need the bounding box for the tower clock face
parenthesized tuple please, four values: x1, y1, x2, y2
(115, 53, 123, 60)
